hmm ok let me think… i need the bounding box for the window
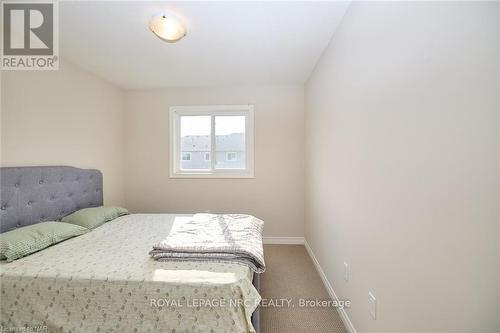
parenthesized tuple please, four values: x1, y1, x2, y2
(226, 152, 237, 161)
(170, 105, 254, 178)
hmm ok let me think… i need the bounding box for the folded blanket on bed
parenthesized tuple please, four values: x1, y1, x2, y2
(149, 214, 266, 273)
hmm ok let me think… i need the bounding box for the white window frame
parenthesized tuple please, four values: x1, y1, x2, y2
(170, 105, 255, 178)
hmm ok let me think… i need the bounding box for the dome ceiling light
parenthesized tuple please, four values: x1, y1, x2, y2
(149, 13, 186, 43)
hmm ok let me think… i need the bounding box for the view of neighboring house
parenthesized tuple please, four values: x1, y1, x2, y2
(181, 133, 245, 170)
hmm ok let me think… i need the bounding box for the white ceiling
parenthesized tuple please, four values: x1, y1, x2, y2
(60, 1, 349, 90)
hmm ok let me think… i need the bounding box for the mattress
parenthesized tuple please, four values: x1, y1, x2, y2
(0, 214, 261, 333)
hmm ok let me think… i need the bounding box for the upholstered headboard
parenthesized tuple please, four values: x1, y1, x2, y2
(0, 166, 103, 233)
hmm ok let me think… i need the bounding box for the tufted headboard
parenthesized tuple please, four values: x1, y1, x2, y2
(0, 166, 103, 233)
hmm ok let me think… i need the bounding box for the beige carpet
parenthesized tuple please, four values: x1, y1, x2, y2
(260, 245, 347, 333)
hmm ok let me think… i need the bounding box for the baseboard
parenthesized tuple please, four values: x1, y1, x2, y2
(263, 237, 305, 245)
(304, 239, 357, 333)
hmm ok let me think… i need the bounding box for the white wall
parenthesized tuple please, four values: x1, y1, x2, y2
(124, 85, 305, 237)
(305, 2, 499, 332)
(1, 61, 126, 206)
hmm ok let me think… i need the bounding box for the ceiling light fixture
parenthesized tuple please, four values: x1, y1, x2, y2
(149, 13, 186, 43)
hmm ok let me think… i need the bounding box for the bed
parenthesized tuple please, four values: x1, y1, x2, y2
(0, 166, 262, 333)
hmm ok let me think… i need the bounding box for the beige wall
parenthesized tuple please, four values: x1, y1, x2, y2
(124, 85, 305, 237)
(1, 65, 304, 236)
(305, 2, 499, 332)
(1, 61, 126, 206)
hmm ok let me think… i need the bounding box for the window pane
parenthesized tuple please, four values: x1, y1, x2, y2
(180, 116, 211, 170)
(215, 116, 246, 169)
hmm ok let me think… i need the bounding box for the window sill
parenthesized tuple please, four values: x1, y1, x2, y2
(169, 172, 255, 179)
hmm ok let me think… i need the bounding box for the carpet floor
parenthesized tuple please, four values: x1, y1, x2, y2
(260, 245, 347, 333)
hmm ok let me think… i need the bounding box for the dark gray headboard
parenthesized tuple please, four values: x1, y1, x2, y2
(0, 166, 103, 233)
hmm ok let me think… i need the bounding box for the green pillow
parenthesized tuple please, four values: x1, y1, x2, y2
(0, 222, 88, 262)
(61, 206, 129, 229)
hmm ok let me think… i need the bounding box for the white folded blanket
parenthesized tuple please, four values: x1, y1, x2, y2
(149, 214, 266, 273)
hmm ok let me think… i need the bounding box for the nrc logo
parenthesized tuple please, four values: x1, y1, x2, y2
(2, 3, 54, 56)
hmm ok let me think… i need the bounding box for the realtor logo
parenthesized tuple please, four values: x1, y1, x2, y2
(1, 1, 59, 70)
